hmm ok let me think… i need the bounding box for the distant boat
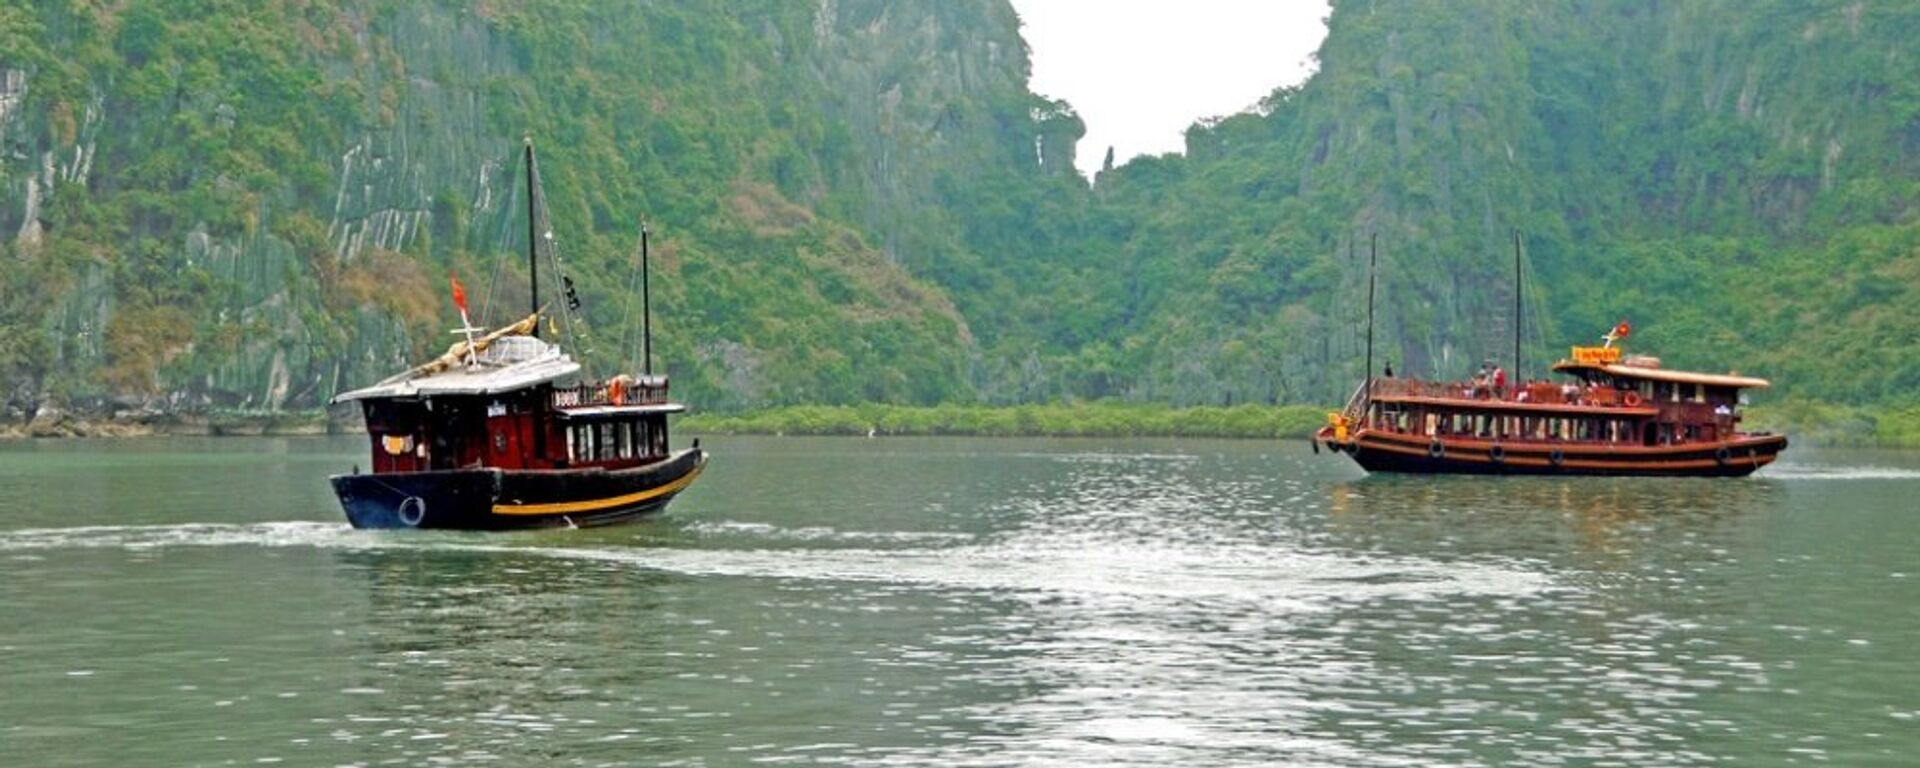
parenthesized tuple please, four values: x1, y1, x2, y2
(1316, 325, 1788, 476)
(329, 140, 705, 529)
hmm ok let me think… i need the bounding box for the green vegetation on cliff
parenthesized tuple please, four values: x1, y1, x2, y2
(680, 403, 1327, 440)
(2, 1, 1915, 430)
(1, 1, 1053, 414)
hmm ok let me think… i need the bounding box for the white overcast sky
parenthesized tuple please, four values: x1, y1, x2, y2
(1010, 0, 1332, 178)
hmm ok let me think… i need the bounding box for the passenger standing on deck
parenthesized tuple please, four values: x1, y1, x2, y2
(1493, 365, 1507, 398)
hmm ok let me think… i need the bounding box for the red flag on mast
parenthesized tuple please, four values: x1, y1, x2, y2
(1613, 320, 1631, 339)
(449, 272, 469, 313)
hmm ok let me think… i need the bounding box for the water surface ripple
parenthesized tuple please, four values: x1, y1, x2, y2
(1, 436, 1914, 766)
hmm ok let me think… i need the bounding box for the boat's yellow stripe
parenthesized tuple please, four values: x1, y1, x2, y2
(492, 462, 704, 516)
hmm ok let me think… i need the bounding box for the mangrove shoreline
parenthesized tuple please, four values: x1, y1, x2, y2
(4, 401, 1916, 448)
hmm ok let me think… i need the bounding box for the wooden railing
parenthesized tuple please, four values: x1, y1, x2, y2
(1341, 378, 1371, 425)
(1367, 378, 1643, 409)
(552, 376, 670, 408)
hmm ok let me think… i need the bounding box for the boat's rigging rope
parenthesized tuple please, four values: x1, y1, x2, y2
(527, 155, 595, 381)
(478, 165, 520, 331)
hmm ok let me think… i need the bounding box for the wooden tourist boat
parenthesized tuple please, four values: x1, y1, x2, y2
(1315, 333, 1788, 477)
(329, 140, 705, 529)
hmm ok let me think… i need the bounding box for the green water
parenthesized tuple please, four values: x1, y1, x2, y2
(1, 436, 1915, 766)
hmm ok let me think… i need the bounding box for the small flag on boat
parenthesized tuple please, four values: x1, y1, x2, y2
(450, 272, 469, 312)
(1602, 319, 1632, 348)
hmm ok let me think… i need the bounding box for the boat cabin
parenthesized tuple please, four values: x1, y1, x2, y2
(337, 332, 685, 474)
(1353, 346, 1769, 449)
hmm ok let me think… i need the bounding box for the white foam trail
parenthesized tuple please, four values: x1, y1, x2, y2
(0, 521, 371, 552)
(683, 520, 976, 544)
(0, 521, 1550, 611)
(1758, 465, 1920, 481)
(0, 519, 1555, 767)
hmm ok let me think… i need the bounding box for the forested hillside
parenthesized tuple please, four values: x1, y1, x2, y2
(1007, 0, 1920, 406)
(1, 0, 1914, 421)
(0, 0, 1062, 416)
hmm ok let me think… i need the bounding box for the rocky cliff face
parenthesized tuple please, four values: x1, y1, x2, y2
(0, 1, 1059, 416)
(2, 1, 1912, 417)
(1076, 0, 1919, 404)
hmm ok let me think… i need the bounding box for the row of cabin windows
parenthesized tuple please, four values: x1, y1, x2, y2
(1630, 380, 1733, 405)
(567, 420, 666, 463)
(1372, 407, 1724, 444)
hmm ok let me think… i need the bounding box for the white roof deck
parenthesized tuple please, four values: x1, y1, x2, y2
(555, 403, 689, 419)
(332, 336, 581, 403)
(1553, 360, 1771, 389)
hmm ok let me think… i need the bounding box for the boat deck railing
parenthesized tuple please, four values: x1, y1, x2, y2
(1368, 378, 1638, 409)
(552, 376, 671, 409)
(1341, 379, 1371, 425)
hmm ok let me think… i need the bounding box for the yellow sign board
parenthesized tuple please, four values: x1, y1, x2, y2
(1570, 346, 1622, 365)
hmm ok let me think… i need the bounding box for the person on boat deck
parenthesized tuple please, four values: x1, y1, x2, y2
(1492, 365, 1507, 397)
(1383, 361, 1394, 378)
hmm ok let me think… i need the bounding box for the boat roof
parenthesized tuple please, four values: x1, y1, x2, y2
(332, 335, 580, 403)
(557, 403, 689, 419)
(1553, 361, 1771, 389)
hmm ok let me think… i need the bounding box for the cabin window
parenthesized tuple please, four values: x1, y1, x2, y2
(1692, 384, 1706, 403)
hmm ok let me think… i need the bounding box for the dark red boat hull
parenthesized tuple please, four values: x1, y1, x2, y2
(1320, 430, 1787, 477)
(331, 448, 706, 530)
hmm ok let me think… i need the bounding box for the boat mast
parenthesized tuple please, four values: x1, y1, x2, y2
(525, 138, 540, 338)
(641, 222, 653, 377)
(1365, 233, 1377, 384)
(1513, 229, 1522, 381)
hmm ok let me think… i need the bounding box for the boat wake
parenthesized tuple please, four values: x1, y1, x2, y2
(0, 520, 1549, 612)
(681, 519, 976, 544)
(1758, 465, 1920, 481)
(0, 518, 1561, 768)
(0, 521, 371, 553)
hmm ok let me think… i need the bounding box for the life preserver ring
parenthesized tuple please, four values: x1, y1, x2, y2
(1622, 391, 1642, 407)
(1714, 446, 1732, 467)
(397, 496, 426, 527)
(1428, 439, 1445, 460)
(1548, 448, 1565, 467)
(1488, 444, 1506, 464)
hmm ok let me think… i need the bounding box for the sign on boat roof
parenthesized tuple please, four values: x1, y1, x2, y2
(332, 333, 581, 403)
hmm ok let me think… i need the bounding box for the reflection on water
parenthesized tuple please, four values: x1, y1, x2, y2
(0, 437, 1916, 766)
